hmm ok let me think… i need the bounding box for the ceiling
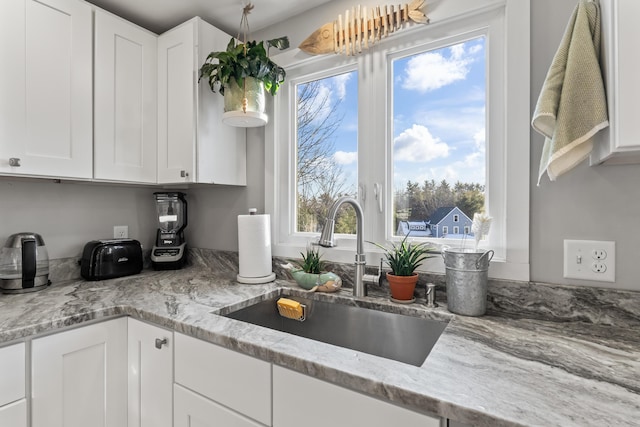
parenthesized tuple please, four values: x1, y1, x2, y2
(85, 0, 332, 35)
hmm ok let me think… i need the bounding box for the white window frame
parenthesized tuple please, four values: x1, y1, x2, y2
(453, 215, 460, 223)
(453, 226, 460, 234)
(266, 0, 530, 281)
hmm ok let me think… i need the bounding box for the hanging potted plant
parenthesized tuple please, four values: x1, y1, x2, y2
(369, 235, 435, 302)
(198, 5, 289, 127)
(288, 247, 342, 292)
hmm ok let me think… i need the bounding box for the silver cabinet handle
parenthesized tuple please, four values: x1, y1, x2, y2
(155, 338, 168, 349)
(9, 158, 21, 167)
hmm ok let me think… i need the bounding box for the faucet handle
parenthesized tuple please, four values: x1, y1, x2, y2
(363, 257, 383, 286)
(425, 283, 438, 308)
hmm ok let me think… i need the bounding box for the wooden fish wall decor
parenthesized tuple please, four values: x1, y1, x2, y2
(299, 0, 429, 56)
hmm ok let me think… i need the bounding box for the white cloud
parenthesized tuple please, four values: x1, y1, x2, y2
(334, 151, 357, 165)
(301, 83, 333, 123)
(394, 124, 449, 162)
(473, 128, 486, 152)
(331, 73, 352, 100)
(401, 42, 476, 93)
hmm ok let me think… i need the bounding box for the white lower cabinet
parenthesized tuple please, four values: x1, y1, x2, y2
(31, 318, 128, 427)
(0, 399, 27, 426)
(273, 365, 442, 427)
(20, 318, 448, 427)
(174, 332, 271, 425)
(0, 342, 27, 426)
(174, 384, 265, 427)
(127, 318, 173, 427)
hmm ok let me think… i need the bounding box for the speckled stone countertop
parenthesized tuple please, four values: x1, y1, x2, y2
(1, 251, 639, 427)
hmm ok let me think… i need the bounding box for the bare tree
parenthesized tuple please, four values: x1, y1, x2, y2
(296, 79, 354, 232)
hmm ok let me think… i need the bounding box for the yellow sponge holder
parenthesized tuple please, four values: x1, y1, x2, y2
(276, 298, 307, 322)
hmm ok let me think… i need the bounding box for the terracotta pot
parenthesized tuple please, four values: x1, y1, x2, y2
(386, 272, 418, 300)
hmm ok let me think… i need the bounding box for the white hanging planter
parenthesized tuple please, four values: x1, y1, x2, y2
(222, 77, 269, 128)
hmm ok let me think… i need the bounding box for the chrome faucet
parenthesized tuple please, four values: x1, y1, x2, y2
(318, 197, 381, 297)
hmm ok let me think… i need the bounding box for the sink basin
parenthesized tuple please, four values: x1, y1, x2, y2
(223, 294, 447, 367)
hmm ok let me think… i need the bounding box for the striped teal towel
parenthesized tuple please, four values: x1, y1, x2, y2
(532, 0, 608, 183)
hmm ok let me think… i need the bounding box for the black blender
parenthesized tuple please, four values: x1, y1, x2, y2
(151, 192, 187, 270)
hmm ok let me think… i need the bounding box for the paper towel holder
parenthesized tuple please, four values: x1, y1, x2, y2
(237, 208, 276, 284)
(237, 272, 276, 284)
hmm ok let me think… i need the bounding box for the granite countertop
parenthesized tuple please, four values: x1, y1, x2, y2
(0, 256, 638, 427)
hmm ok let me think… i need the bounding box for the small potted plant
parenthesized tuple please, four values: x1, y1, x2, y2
(289, 247, 341, 292)
(369, 235, 435, 301)
(198, 35, 289, 126)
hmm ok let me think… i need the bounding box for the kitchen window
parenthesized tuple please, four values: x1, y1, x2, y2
(295, 71, 358, 234)
(266, 0, 530, 280)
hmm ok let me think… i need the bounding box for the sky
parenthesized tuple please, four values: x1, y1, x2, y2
(297, 36, 486, 196)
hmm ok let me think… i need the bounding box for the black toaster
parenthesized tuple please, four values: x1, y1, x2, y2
(81, 239, 143, 281)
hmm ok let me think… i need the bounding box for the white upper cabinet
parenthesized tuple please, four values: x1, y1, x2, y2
(94, 9, 158, 183)
(591, 0, 640, 165)
(0, 0, 93, 179)
(157, 17, 246, 185)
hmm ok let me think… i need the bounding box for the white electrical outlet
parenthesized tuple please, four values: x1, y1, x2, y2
(563, 240, 615, 282)
(113, 226, 128, 239)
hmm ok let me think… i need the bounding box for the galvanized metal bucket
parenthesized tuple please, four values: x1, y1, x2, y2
(442, 247, 494, 316)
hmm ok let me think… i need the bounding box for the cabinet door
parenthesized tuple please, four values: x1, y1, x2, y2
(592, 0, 640, 164)
(0, 399, 27, 427)
(32, 318, 128, 427)
(0, 342, 25, 406)
(128, 318, 173, 427)
(195, 20, 247, 186)
(0, 0, 92, 178)
(94, 10, 158, 183)
(174, 384, 265, 427)
(157, 20, 196, 184)
(273, 366, 441, 427)
(175, 332, 271, 425)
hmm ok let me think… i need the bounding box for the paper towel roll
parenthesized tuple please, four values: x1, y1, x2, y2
(237, 211, 276, 284)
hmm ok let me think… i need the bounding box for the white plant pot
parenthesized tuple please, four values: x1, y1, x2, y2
(222, 77, 268, 127)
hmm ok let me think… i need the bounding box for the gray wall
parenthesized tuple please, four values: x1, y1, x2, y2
(0, 128, 265, 260)
(0, 179, 158, 259)
(529, 0, 640, 291)
(1, 0, 639, 291)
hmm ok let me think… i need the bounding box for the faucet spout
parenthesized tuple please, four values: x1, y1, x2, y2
(318, 197, 367, 297)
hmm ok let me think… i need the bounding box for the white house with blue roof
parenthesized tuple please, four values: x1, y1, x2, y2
(428, 206, 473, 238)
(397, 207, 474, 238)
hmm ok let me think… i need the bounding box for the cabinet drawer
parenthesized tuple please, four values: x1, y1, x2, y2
(174, 384, 265, 427)
(273, 366, 441, 427)
(0, 399, 27, 427)
(175, 333, 271, 425)
(0, 343, 25, 406)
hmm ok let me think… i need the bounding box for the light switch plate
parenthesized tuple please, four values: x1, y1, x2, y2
(563, 240, 615, 282)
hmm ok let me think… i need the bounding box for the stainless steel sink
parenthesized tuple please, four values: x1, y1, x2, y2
(223, 294, 447, 367)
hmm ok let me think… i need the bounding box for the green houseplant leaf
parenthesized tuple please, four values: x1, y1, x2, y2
(368, 234, 436, 276)
(291, 247, 324, 274)
(198, 36, 289, 97)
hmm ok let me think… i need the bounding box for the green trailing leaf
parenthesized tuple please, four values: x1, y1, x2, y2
(367, 234, 436, 276)
(267, 36, 290, 52)
(198, 36, 289, 96)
